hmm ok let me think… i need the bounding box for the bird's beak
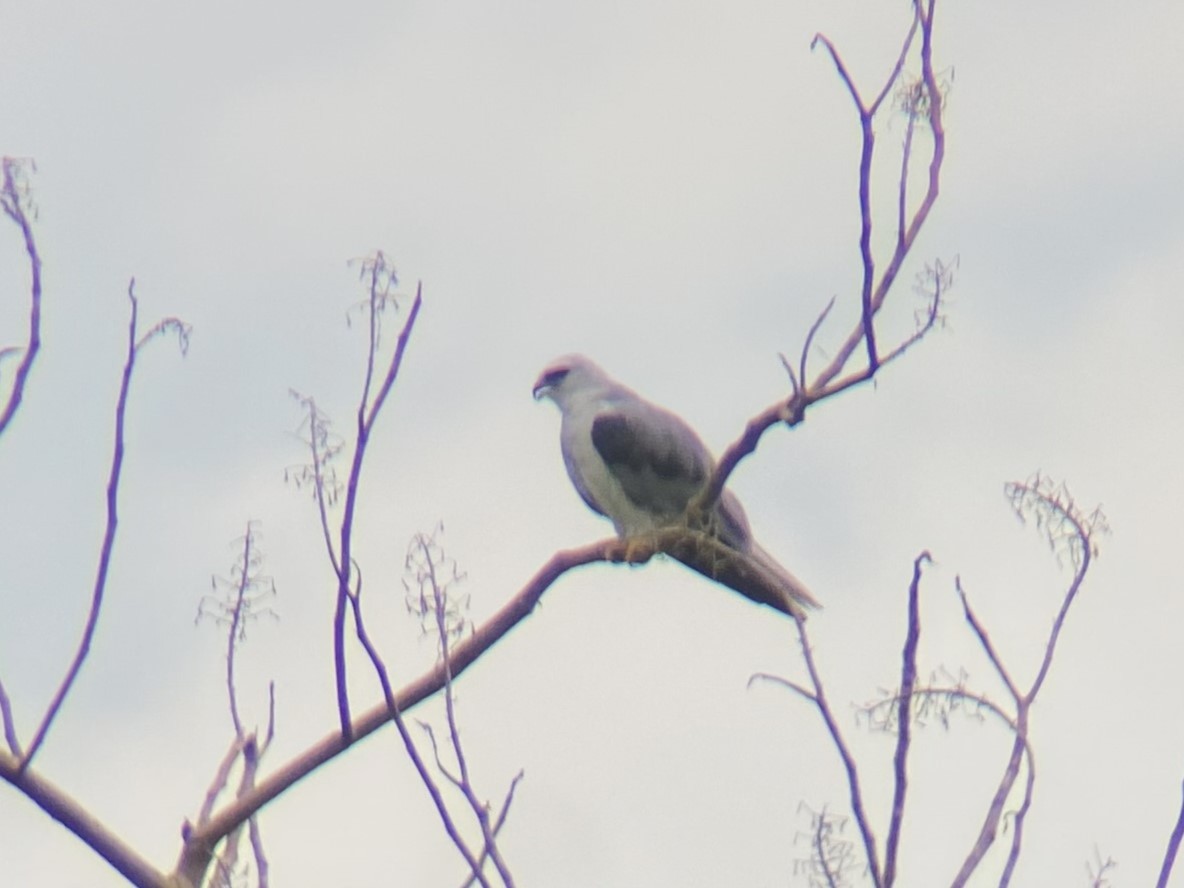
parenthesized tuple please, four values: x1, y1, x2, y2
(531, 376, 550, 401)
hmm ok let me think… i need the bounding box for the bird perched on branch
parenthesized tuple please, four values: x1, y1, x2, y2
(533, 354, 819, 620)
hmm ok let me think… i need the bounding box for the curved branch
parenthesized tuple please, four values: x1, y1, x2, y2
(19, 283, 141, 770)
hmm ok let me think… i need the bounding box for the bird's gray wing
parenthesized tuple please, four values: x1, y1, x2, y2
(590, 401, 712, 522)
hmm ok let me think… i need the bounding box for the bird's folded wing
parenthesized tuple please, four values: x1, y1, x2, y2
(650, 527, 819, 621)
(590, 404, 712, 519)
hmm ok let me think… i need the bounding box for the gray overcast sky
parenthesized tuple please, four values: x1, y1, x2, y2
(3, 0, 1184, 885)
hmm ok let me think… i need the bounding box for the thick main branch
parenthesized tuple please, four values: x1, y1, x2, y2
(176, 539, 611, 886)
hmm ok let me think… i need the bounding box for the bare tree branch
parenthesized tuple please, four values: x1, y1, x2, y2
(0, 157, 43, 440)
(191, 524, 278, 888)
(792, 803, 856, 888)
(951, 476, 1105, 886)
(19, 281, 189, 771)
(175, 537, 610, 887)
(407, 529, 516, 887)
(794, 618, 883, 887)
(697, 0, 948, 513)
(331, 266, 422, 742)
(348, 561, 493, 888)
(954, 577, 1021, 703)
(198, 523, 278, 737)
(1086, 847, 1117, 888)
(286, 393, 345, 578)
(883, 552, 930, 887)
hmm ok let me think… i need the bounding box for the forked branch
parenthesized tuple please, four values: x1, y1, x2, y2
(951, 476, 1106, 886)
(331, 265, 422, 742)
(699, 0, 947, 510)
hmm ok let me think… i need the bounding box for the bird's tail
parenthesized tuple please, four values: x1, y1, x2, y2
(660, 528, 821, 621)
(747, 539, 822, 616)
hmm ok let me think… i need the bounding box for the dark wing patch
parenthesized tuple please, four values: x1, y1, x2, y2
(591, 409, 710, 521)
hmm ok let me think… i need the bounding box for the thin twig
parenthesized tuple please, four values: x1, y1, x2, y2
(1024, 522, 1091, 706)
(870, 13, 922, 117)
(864, 685, 1020, 737)
(798, 296, 836, 394)
(954, 577, 1021, 702)
(0, 157, 43, 440)
(0, 677, 20, 756)
(1086, 848, 1118, 888)
(422, 533, 516, 887)
(815, 807, 841, 888)
(225, 526, 258, 737)
(748, 672, 817, 704)
(299, 395, 344, 578)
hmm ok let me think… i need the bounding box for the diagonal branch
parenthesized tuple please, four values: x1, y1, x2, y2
(794, 618, 883, 888)
(175, 538, 612, 888)
(0, 749, 168, 887)
(20, 282, 189, 770)
(411, 530, 517, 886)
(954, 577, 1021, 703)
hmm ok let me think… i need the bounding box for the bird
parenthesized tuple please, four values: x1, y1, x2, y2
(532, 354, 820, 620)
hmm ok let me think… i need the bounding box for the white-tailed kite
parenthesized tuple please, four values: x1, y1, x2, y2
(533, 354, 820, 620)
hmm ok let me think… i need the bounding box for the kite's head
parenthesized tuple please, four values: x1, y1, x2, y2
(532, 354, 608, 406)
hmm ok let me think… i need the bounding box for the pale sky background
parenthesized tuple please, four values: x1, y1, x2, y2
(2, 1, 1183, 886)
